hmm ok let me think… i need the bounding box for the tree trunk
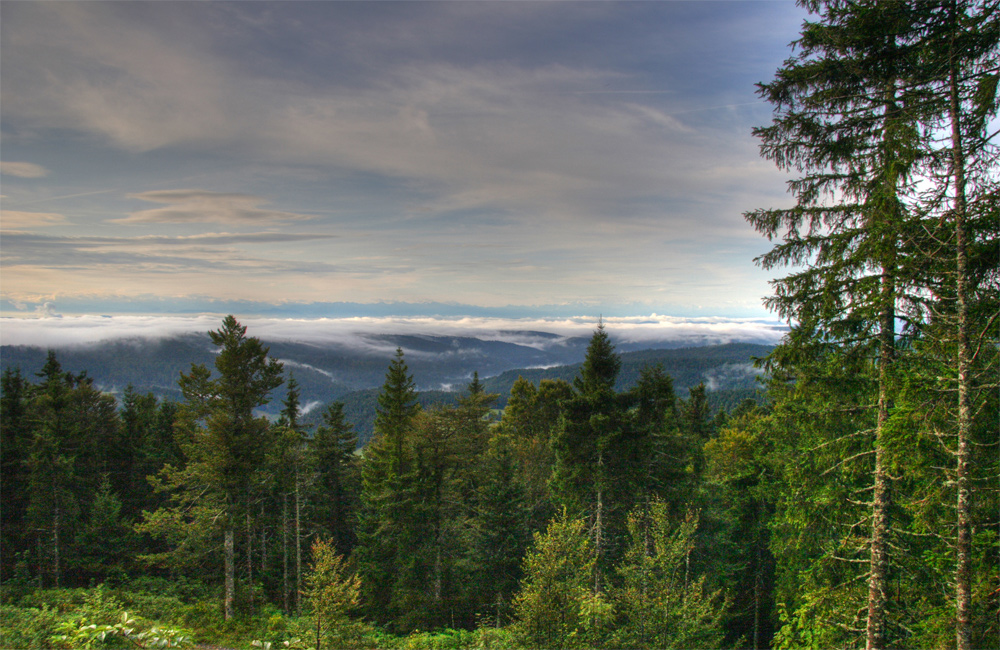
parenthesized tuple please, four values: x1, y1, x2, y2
(593, 450, 604, 594)
(753, 542, 762, 650)
(295, 469, 302, 616)
(283, 493, 290, 613)
(52, 497, 60, 589)
(866, 260, 896, 650)
(261, 502, 267, 574)
(224, 527, 235, 621)
(246, 508, 254, 612)
(948, 7, 972, 646)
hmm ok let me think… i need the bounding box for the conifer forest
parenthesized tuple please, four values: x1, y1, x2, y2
(1, 2, 998, 649)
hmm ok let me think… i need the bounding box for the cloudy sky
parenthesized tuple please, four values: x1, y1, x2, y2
(1, 1, 806, 324)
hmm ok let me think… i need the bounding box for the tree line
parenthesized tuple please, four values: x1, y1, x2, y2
(1, 317, 742, 647)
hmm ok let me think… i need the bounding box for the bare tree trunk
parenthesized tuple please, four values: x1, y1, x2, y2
(246, 508, 254, 612)
(948, 9, 972, 646)
(753, 543, 762, 650)
(283, 493, 290, 613)
(52, 498, 60, 589)
(261, 502, 267, 574)
(295, 469, 302, 616)
(866, 263, 896, 650)
(433, 545, 443, 605)
(224, 527, 235, 621)
(36, 535, 44, 588)
(593, 450, 604, 594)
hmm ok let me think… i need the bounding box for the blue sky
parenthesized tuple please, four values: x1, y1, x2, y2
(1, 1, 807, 322)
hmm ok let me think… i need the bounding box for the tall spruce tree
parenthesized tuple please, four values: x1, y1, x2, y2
(908, 3, 999, 646)
(551, 322, 629, 591)
(311, 402, 359, 558)
(356, 347, 421, 627)
(746, 2, 931, 646)
(138, 316, 283, 620)
(1, 367, 33, 579)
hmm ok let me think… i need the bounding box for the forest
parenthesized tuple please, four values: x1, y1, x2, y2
(2, 1, 999, 649)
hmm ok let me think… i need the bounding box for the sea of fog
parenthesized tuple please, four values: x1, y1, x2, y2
(0, 314, 787, 350)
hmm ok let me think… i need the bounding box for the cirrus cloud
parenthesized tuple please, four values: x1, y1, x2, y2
(1, 210, 68, 229)
(0, 161, 49, 178)
(117, 189, 318, 224)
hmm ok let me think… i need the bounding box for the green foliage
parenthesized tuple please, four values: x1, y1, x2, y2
(0, 604, 61, 649)
(51, 610, 194, 649)
(302, 537, 361, 648)
(612, 504, 725, 650)
(311, 401, 360, 556)
(573, 321, 621, 397)
(512, 512, 612, 649)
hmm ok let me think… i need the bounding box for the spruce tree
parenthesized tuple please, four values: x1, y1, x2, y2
(138, 316, 283, 620)
(551, 323, 629, 591)
(907, 3, 998, 646)
(473, 430, 531, 626)
(356, 347, 420, 627)
(311, 402, 359, 557)
(1, 367, 33, 579)
(747, 3, 931, 645)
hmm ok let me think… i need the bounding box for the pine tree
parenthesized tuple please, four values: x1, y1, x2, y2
(703, 405, 777, 649)
(1, 367, 33, 579)
(473, 430, 531, 626)
(501, 377, 570, 533)
(277, 374, 309, 615)
(573, 320, 621, 396)
(906, 3, 998, 646)
(24, 352, 82, 588)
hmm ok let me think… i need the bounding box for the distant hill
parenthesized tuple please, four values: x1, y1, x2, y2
(0, 331, 593, 409)
(1, 335, 772, 446)
(329, 342, 772, 445)
(480, 342, 772, 400)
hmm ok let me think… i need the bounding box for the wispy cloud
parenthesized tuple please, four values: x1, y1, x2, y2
(119, 190, 318, 224)
(0, 1, 806, 314)
(1, 210, 68, 229)
(0, 161, 49, 178)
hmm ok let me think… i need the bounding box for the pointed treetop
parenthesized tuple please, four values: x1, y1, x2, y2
(574, 321, 621, 397)
(279, 373, 302, 430)
(374, 347, 420, 439)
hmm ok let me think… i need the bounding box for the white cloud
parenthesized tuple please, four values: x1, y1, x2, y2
(0, 162, 49, 178)
(0, 314, 787, 349)
(1, 210, 68, 229)
(119, 190, 317, 224)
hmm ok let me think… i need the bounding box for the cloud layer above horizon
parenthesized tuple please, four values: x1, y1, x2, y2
(0, 314, 787, 351)
(1, 1, 805, 318)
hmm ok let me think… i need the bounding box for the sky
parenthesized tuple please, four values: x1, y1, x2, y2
(1, 1, 808, 333)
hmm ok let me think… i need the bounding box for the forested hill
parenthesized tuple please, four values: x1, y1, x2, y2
(0, 335, 769, 424)
(0, 336, 770, 446)
(0, 331, 592, 409)
(335, 342, 771, 444)
(483, 342, 770, 396)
